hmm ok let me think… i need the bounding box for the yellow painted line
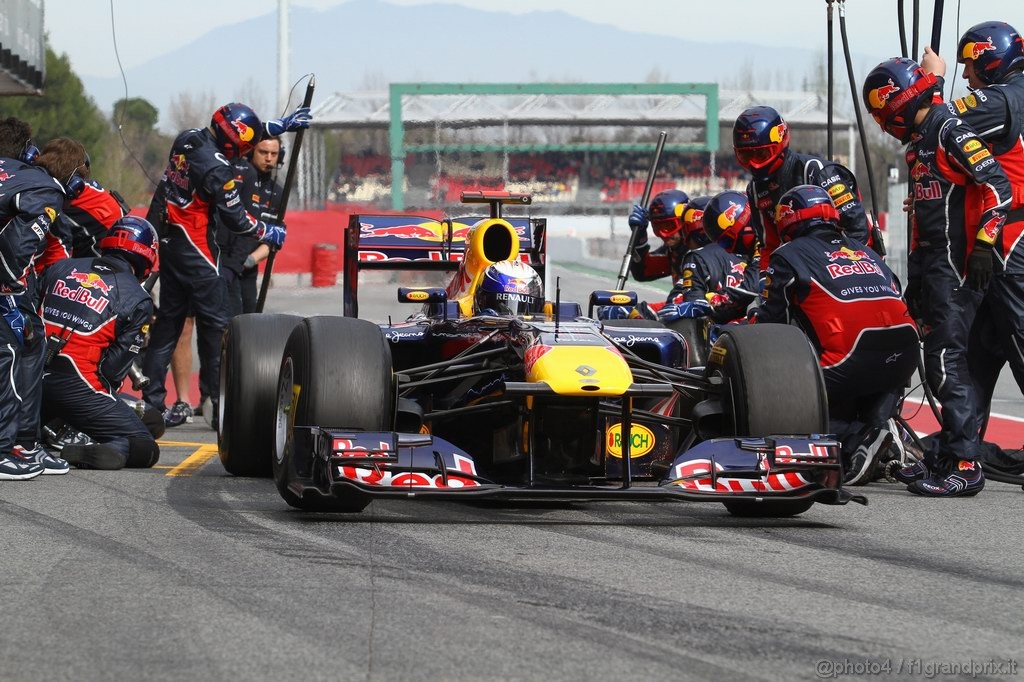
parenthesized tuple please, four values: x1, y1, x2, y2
(157, 440, 210, 447)
(165, 445, 219, 477)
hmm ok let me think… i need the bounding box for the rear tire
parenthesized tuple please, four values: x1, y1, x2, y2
(665, 317, 709, 367)
(273, 316, 394, 512)
(219, 313, 302, 477)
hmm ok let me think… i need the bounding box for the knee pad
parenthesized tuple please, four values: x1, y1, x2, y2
(139, 402, 166, 440)
(126, 437, 160, 469)
(62, 444, 126, 470)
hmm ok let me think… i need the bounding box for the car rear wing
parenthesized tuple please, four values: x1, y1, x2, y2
(344, 212, 546, 318)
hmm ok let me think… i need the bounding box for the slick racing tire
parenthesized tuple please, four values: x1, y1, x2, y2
(665, 317, 709, 368)
(707, 323, 827, 437)
(721, 499, 815, 518)
(273, 316, 394, 513)
(219, 313, 302, 477)
(707, 324, 827, 519)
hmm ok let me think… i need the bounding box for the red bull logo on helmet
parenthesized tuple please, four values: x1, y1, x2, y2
(867, 78, 901, 111)
(962, 38, 995, 61)
(233, 120, 255, 143)
(769, 122, 787, 143)
(774, 202, 796, 224)
(718, 201, 742, 229)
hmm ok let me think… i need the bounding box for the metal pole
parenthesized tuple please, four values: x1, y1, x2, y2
(256, 75, 316, 313)
(277, 0, 289, 114)
(897, 0, 909, 58)
(615, 131, 667, 290)
(827, 0, 835, 160)
(838, 0, 884, 256)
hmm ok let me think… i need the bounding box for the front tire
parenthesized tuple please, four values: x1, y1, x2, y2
(708, 324, 827, 519)
(273, 316, 394, 512)
(219, 313, 302, 477)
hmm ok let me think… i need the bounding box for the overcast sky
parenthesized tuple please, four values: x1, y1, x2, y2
(46, 0, 1018, 79)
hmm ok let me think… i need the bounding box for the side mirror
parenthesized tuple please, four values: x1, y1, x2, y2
(588, 289, 637, 318)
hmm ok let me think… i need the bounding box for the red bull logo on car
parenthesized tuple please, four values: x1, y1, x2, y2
(867, 78, 901, 111)
(824, 247, 883, 279)
(962, 38, 995, 61)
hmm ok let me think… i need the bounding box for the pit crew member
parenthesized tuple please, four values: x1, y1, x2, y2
(922, 22, 1024, 420)
(756, 185, 919, 487)
(734, 106, 875, 272)
(0, 117, 70, 478)
(39, 217, 161, 470)
(656, 196, 755, 324)
(863, 56, 1011, 494)
(140, 102, 308, 425)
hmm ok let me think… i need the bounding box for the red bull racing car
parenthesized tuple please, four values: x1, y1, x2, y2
(218, 192, 866, 517)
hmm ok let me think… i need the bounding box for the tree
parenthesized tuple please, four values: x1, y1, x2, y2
(168, 90, 218, 132)
(3, 45, 109, 158)
(105, 97, 172, 206)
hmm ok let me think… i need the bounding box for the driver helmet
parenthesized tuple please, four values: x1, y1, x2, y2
(474, 260, 544, 316)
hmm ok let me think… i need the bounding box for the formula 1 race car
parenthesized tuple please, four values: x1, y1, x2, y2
(219, 192, 866, 517)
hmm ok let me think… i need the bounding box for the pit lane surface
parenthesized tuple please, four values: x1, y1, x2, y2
(2, 268, 1022, 681)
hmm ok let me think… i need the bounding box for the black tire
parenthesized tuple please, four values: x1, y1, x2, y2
(665, 317, 709, 367)
(219, 313, 302, 477)
(707, 324, 827, 519)
(706, 324, 827, 437)
(722, 499, 815, 517)
(273, 316, 394, 512)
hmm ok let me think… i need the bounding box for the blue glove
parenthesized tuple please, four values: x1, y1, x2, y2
(265, 106, 312, 137)
(657, 300, 711, 323)
(628, 204, 649, 231)
(256, 222, 287, 249)
(597, 305, 634, 320)
(0, 295, 25, 346)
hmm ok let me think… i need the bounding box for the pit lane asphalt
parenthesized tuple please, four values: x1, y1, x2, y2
(2, 267, 1022, 681)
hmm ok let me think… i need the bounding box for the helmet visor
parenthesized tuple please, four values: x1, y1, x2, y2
(735, 145, 778, 168)
(477, 290, 541, 316)
(651, 217, 682, 239)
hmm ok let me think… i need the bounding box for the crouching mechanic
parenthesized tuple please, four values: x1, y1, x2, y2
(655, 196, 756, 324)
(756, 186, 919, 486)
(38, 216, 161, 470)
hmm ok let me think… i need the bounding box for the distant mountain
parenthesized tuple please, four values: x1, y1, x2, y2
(82, 0, 865, 131)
